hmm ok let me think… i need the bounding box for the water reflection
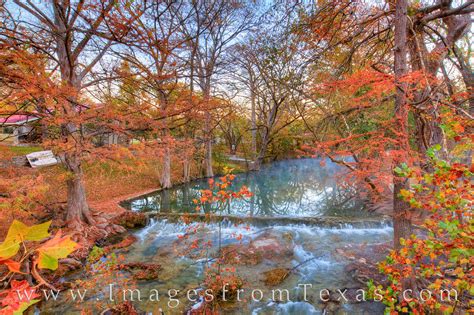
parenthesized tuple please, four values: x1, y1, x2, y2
(122, 158, 370, 217)
(40, 158, 389, 314)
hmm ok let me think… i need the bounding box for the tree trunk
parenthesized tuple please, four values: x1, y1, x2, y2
(160, 189, 171, 213)
(393, 180, 412, 249)
(250, 72, 257, 170)
(183, 158, 191, 182)
(204, 123, 214, 177)
(203, 85, 214, 177)
(160, 145, 172, 189)
(182, 183, 190, 207)
(254, 133, 270, 171)
(188, 33, 199, 180)
(53, 4, 94, 227)
(455, 46, 474, 116)
(408, 7, 471, 156)
(393, 0, 412, 250)
(159, 93, 172, 189)
(454, 47, 474, 164)
(65, 154, 95, 225)
(253, 96, 281, 171)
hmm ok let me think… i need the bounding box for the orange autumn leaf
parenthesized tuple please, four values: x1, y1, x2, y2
(0, 259, 22, 274)
(35, 231, 80, 271)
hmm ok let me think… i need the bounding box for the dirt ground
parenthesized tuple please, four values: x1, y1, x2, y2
(0, 145, 177, 237)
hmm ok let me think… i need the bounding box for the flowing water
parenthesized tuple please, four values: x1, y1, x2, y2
(122, 158, 372, 218)
(40, 159, 391, 314)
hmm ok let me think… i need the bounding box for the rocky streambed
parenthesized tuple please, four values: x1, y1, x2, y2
(40, 159, 393, 314)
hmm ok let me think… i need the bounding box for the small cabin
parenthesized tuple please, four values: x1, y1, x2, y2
(0, 115, 39, 145)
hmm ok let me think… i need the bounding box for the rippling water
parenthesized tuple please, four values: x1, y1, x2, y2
(41, 159, 391, 314)
(117, 220, 390, 314)
(122, 158, 372, 218)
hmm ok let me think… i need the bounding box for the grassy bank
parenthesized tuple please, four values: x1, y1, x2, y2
(0, 144, 247, 236)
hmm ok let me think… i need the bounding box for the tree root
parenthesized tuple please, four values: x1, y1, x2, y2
(67, 211, 127, 254)
(59, 258, 83, 269)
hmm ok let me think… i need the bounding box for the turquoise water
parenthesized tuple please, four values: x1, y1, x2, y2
(122, 158, 371, 218)
(41, 159, 391, 314)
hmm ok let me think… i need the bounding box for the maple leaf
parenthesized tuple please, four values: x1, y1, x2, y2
(24, 221, 51, 241)
(0, 242, 19, 262)
(35, 231, 79, 270)
(0, 280, 39, 315)
(0, 221, 51, 259)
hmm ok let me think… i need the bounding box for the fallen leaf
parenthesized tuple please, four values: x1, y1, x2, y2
(35, 231, 79, 270)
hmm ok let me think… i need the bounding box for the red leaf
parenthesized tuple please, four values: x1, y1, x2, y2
(0, 280, 39, 310)
(0, 259, 22, 273)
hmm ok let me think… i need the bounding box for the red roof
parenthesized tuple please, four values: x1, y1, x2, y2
(0, 115, 38, 125)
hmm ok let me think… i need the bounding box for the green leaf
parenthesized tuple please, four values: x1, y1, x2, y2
(394, 167, 402, 175)
(13, 299, 40, 315)
(438, 221, 447, 229)
(0, 221, 51, 259)
(427, 147, 435, 158)
(25, 221, 51, 241)
(449, 248, 472, 263)
(0, 221, 28, 259)
(3, 220, 30, 244)
(0, 241, 20, 260)
(36, 231, 79, 270)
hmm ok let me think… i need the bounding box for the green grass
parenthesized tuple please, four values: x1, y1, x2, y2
(8, 146, 43, 155)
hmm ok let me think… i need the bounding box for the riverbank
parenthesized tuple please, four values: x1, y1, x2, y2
(0, 144, 249, 237)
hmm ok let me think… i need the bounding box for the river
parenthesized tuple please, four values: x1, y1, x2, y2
(41, 158, 391, 314)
